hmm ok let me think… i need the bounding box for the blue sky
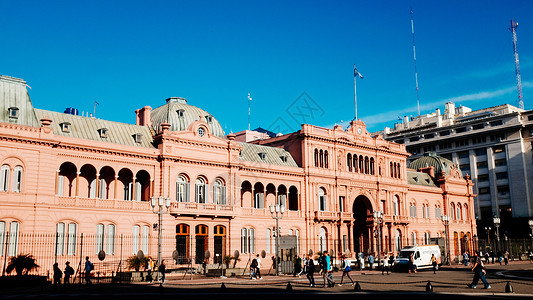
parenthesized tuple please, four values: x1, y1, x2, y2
(2, 0, 532, 135)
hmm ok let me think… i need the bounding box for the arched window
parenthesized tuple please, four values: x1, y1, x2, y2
(359, 155, 364, 173)
(450, 203, 456, 220)
(318, 188, 327, 211)
(314, 149, 319, 167)
(347, 154, 352, 172)
(132, 225, 140, 254)
(12, 166, 22, 192)
(411, 232, 417, 245)
(266, 228, 271, 254)
(213, 178, 226, 205)
(253, 183, 264, 209)
(176, 174, 190, 202)
(395, 229, 402, 252)
(365, 156, 369, 174)
(390, 162, 394, 177)
(324, 150, 329, 169)
(397, 163, 401, 179)
(353, 155, 358, 172)
(195, 177, 207, 203)
(241, 227, 255, 254)
(457, 203, 462, 220)
(393, 195, 400, 216)
(56, 222, 66, 255)
(319, 227, 327, 252)
(67, 223, 77, 255)
(132, 225, 149, 255)
(319, 149, 324, 168)
(107, 224, 116, 255)
(0, 164, 10, 192)
(410, 202, 418, 218)
(435, 204, 442, 219)
(424, 232, 431, 245)
(370, 158, 375, 175)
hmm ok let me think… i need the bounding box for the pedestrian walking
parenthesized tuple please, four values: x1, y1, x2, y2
(431, 254, 438, 274)
(381, 254, 390, 275)
(368, 253, 375, 270)
(306, 254, 316, 287)
(84, 256, 93, 285)
(462, 251, 469, 266)
(250, 256, 258, 279)
(504, 251, 509, 265)
(158, 260, 166, 283)
(146, 257, 153, 283)
(299, 255, 308, 276)
(293, 255, 302, 277)
(468, 251, 491, 289)
(255, 254, 263, 279)
(358, 253, 365, 271)
(64, 261, 74, 286)
(338, 254, 354, 286)
(321, 251, 334, 287)
(408, 253, 417, 273)
(53, 262, 62, 288)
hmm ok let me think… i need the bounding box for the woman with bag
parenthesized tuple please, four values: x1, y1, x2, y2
(338, 254, 354, 286)
(468, 251, 491, 289)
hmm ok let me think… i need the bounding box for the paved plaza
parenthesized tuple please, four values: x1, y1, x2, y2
(2, 261, 533, 299)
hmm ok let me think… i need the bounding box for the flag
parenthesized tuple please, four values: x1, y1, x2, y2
(354, 65, 363, 79)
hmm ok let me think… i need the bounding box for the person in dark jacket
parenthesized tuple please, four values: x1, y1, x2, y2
(468, 251, 491, 289)
(53, 263, 62, 288)
(306, 254, 316, 287)
(158, 260, 166, 283)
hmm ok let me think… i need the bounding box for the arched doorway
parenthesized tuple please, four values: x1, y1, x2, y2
(353, 195, 373, 255)
(213, 225, 226, 264)
(176, 224, 190, 264)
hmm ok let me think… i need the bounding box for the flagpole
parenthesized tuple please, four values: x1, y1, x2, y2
(354, 65, 357, 120)
(247, 93, 252, 131)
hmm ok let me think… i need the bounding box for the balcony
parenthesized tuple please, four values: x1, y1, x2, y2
(169, 202, 235, 219)
(314, 211, 351, 223)
(56, 196, 151, 211)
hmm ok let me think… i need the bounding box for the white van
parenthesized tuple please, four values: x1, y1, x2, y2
(392, 245, 441, 271)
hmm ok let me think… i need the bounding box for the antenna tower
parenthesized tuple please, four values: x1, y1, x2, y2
(510, 20, 524, 110)
(410, 7, 421, 116)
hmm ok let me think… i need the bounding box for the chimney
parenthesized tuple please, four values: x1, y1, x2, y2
(135, 106, 152, 127)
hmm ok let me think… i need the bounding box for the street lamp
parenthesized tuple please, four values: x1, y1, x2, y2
(493, 217, 500, 254)
(441, 215, 450, 265)
(151, 196, 171, 281)
(373, 210, 383, 269)
(269, 203, 285, 276)
(484, 226, 491, 245)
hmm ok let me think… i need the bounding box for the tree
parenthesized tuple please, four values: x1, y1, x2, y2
(6, 254, 40, 276)
(126, 255, 151, 271)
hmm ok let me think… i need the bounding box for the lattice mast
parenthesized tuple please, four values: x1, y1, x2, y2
(411, 7, 421, 116)
(510, 20, 524, 110)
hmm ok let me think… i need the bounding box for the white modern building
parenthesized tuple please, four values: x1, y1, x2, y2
(375, 102, 533, 238)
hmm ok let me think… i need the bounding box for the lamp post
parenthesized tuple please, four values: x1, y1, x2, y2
(528, 220, 533, 239)
(441, 215, 450, 265)
(373, 210, 383, 269)
(151, 196, 171, 280)
(484, 226, 491, 246)
(493, 217, 500, 254)
(269, 203, 285, 276)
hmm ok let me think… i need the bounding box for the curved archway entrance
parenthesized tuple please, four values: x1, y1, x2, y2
(353, 195, 373, 255)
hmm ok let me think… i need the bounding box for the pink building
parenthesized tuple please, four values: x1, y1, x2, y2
(0, 75, 476, 276)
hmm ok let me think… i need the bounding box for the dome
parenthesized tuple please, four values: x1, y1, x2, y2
(409, 152, 462, 178)
(150, 97, 225, 138)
